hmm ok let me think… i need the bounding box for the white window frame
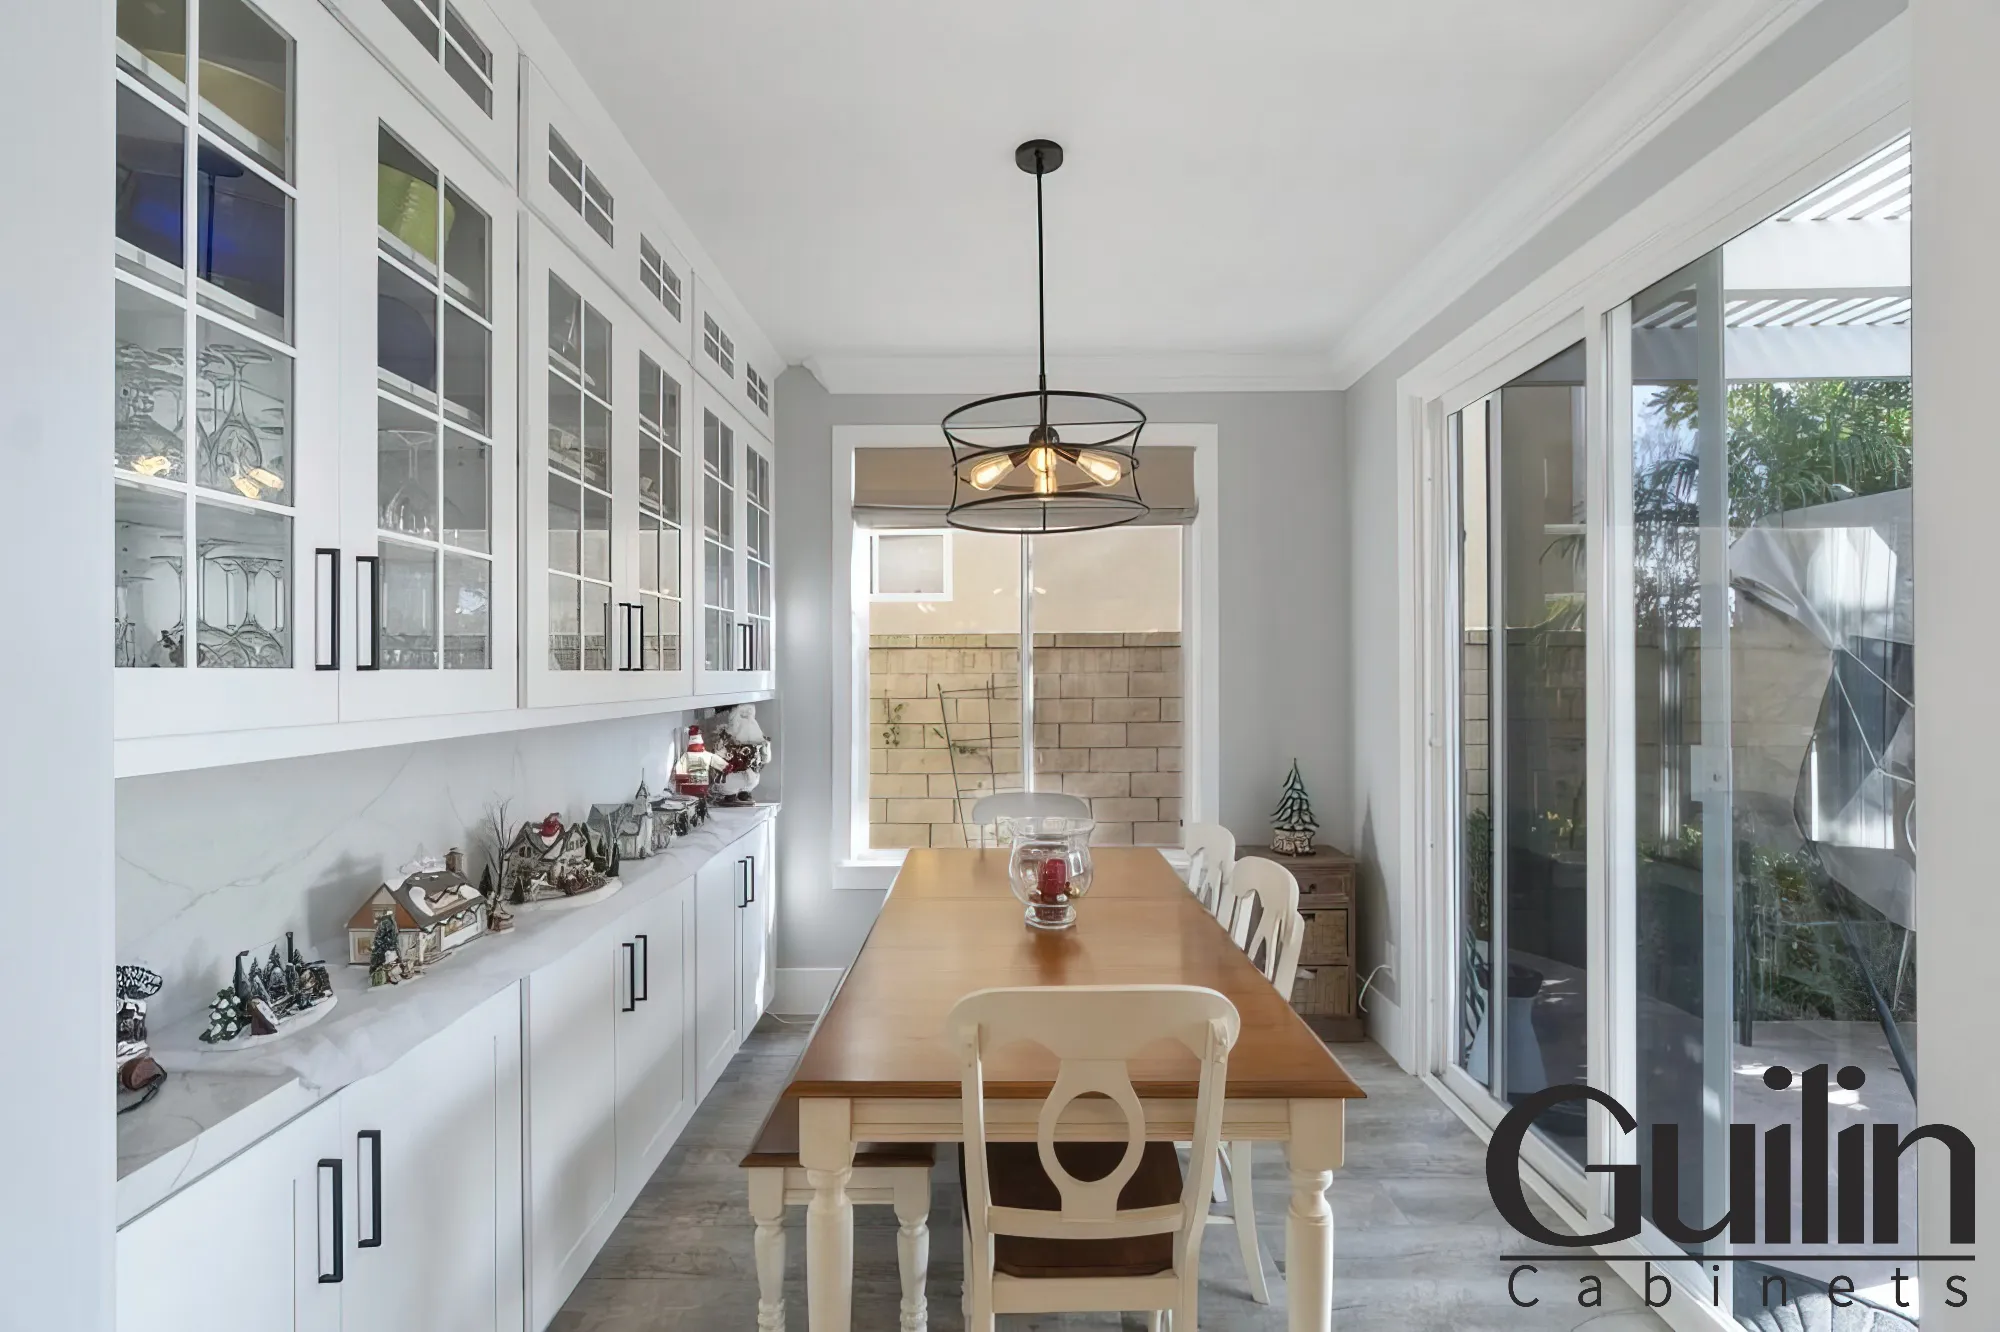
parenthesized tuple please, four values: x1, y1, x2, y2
(830, 424, 1219, 887)
(867, 528, 953, 602)
(1387, 20, 1907, 1328)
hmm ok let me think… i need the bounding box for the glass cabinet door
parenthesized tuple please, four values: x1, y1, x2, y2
(693, 386, 774, 694)
(114, 0, 343, 740)
(337, 43, 517, 720)
(522, 217, 693, 707)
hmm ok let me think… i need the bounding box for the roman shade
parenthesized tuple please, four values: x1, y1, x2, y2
(851, 445, 1197, 528)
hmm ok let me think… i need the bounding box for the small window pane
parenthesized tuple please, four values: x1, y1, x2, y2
(379, 539, 439, 670)
(639, 439, 663, 515)
(198, 0, 291, 178)
(118, 0, 189, 103)
(443, 551, 490, 668)
(442, 304, 488, 431)
(441, 183, 487, 313)
(115, 281, 187, 481)
(583, 175, 614, 244)
(444, 41, 492, 115)
(548, 574, 578, 671)
(378, 257, 437, 399)
(582, 397, 610, 489)
(581, 581, 610, 671)
(548, 129, 583, 205)
(548, 476, 580, 575)
(548, 275, 582, 370)
(196, 142, 289, 336)
(195, 499, 291, 667)
(874, 533, 947, 597)
(639, 354, 662, 429)
(582, 488, 610, 582)
(547, 370, 582, 477)
(378, 128, 440, 271)
(660, 528, 681, 601)
(441, 428, 489, 553)
(196, 322, 291, 504)
(636, 513, 660, 594)
(377, 397, 438, 540)
(115, 481, 187, 667)
(116, 85, 186, 283)
(581, 304, 611, 397)
(382, 0, 438, 51)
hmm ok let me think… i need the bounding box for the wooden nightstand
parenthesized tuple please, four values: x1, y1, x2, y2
(1240, 843, 1364, 1042)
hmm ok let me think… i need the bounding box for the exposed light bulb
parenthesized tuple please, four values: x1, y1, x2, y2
(1074, 451, 1123, 487)
(231, 475, 263, 500)
(1028, 446, 1058, 495)
(132, 456, 171, 477)
(967, 454, 1014, 491)
(247, 467, 284, 491)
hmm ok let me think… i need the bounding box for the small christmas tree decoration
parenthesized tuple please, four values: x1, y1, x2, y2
(1270, 758, 1319, 855)
(369, 913, 402, 987)
(200, 987, 250, 1044)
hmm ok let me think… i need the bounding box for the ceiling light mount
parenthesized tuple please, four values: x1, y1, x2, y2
(943, 139, 1147, 534)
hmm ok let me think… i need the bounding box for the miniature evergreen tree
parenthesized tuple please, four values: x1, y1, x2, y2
(369, 913, 401, 986)
(200, 987, 249, 1044)
(1270, 759, 1319, 855)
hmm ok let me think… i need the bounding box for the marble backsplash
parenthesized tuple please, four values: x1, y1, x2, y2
(117, 712, 697, 1029)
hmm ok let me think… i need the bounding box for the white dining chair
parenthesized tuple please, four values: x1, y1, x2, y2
(741, 1096, 935, 1332)
(1182, 823, 1236, 920)
(1205, 856, 1304, 1304)
(967, 790, 1091, 847)
(947, 984, 1240, 1332)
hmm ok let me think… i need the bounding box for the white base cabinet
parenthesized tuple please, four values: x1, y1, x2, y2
(116, 817, 774, 1332)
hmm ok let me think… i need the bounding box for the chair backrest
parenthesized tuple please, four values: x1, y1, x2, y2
(967, 791, 1091, 846)
(1182, 823, 1236, 918)
(946, 985, 1239, 1266)
(1229, 857, 1305, 1000)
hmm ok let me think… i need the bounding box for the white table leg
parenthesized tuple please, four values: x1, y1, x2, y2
(747, 1169, 787, 1332)
(892, 1168, 931, 1332)
(800, 1097, 856, 1332)
(1285, 1100, 1344, 1332)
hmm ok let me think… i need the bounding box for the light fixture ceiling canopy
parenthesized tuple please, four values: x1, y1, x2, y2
(943, 139, 1147, 535)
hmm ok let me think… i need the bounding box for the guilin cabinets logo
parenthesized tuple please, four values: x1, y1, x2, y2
(1486, 1067, 1975, 1316)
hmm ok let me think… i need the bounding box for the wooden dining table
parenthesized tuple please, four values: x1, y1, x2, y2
(784, 846, 1366, 1331)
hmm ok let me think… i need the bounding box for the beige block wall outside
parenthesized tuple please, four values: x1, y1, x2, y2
(868, 632, 1183, 849)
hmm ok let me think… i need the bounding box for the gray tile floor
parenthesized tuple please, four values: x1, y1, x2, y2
(553, 1017, 1670, 1331)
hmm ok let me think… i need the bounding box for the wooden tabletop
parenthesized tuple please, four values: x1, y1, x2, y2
(787, 847, 1366, 1102)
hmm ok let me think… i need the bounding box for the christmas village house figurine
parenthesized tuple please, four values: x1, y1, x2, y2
(1271, 758, 1320, 856)
(347, 848, 487, 974)
(587, 779, 659, 872)
(115, 965, 163, 1066)
(200, 934, 336, 1044)
(501, 813, 605, 905)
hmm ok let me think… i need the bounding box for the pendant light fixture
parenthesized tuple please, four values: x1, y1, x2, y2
(943, 140, 1147, 533)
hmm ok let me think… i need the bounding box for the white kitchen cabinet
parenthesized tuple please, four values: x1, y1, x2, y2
(339, 985, 522, 1332)
(522, 217, 698, 707)
(113, 0, 347, 740)
(335, 35, 519, 721)
(693, 386, 776, 694)
(322, 0, 519, 182)
(117, 1094, 345, 1332)
(612, 884, 695, 1192)
(693, 843, 745, 1097)
(524, 924, 620, 1326)
(739, 816, 776, 1032)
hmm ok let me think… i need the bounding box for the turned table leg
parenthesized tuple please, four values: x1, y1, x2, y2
(892, 1168, 931, 1332)
(747, 1169, 787, 1332)
(1285, 1100, 1344, 1332)
(800, 1098, 856, 1332)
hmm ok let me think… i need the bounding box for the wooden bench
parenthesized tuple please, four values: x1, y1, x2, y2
(741, 1095, 936, 1331)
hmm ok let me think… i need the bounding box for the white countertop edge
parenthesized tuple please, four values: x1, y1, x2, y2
(116, 802, 779, 1227)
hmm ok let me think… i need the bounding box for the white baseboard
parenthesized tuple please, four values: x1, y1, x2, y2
(772, 966, 843, 1016)
(1365, 988, 1413, 1072)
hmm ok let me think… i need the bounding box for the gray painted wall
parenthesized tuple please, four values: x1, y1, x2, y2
(1342, 0, 1906, 1056)
(772, 370, 1347, 974)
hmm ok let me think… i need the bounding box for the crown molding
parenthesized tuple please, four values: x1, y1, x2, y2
(800, 350, 1342, 397)
(1324, 0, 1824, 390)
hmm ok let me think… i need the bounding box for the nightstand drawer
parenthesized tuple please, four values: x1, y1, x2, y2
(1300, 907, 1350, 964)
(1294, 964, 1354, 1018)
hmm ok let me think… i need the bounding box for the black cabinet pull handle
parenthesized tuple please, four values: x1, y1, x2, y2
(317, 1157, 344, 1283)
(622, 941, 637, 1012)
(617, 602, 639, 671)
(355, 555, 381, 671)
(634, 933, 649, 1002)
(357, 1129, 383, 1248)
(314, 548, 340, 670)
(738, 621, 755, 671)
(747, 857, 756, 905)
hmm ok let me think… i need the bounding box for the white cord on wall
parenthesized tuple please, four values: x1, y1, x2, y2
(1357, 963, 1392, 1014)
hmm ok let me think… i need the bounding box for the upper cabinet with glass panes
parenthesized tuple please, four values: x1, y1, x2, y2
(113, 0, 346, 741)
(319, 0, 518, 180)
(692, 274, 779, 440)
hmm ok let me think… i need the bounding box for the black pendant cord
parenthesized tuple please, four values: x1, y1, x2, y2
(1035, 146, 1048, 428)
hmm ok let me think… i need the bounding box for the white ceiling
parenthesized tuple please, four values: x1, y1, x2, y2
(533, 0, 1693, 378)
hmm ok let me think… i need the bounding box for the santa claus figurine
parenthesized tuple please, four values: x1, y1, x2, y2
(709, 704, 771, 806)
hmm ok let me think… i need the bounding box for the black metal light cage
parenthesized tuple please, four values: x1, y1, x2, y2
(943, 140, 1149, 535)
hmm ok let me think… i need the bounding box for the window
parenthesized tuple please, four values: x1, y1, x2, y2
(745, 364, 770, 415)
(374, 126, 493, 670)
(381, 0, 494, 114)
(635, 354, 682, 671)
(701, 409, 736, 671)
(871, 531, 951, 600)
(702, 313, 735, 377)
(113, 0, 298, 669)
(865, 526, 1183, 851)
(639, 236, 682, 320)
(548, 127, 613, 244)
(546, 274, 613, 671)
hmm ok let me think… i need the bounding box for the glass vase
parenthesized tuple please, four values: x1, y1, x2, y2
(1004, 816, 1095, 931)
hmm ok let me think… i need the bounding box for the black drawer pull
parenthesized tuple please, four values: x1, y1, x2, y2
(317, 1157, 344, 1283)
(357, 1129, 383, 1249)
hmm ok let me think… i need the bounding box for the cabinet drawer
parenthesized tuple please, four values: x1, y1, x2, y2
(1294, 964, 1354, 1018)
(1300, 907, 1350, 964)
(1293, 869, 1355, 904)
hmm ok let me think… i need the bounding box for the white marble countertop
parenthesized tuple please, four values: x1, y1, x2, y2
(116, 803, 778, 1226)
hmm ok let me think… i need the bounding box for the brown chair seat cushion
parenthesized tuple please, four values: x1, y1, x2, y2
(738, 1096, 936, 1170)
(959, 1140, 1183, 1279)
